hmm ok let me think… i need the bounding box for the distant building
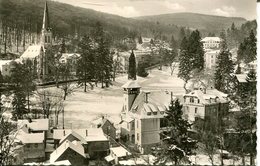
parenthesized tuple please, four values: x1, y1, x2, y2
(204, 50, 220, 69)
(183, 89, 229, 130)
(120, 80, 174, 154)
(105, 146, 132, 165)
(91, 116, 117, 140)
(201, 37, 222, 50)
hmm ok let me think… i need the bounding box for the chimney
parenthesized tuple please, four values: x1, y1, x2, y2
(86, 130, 88, 136)
(144, 91, 150, 103)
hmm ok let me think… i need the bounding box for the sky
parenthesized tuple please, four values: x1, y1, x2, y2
(54, 0, 257, 20)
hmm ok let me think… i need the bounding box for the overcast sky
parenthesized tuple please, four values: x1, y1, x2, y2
(54, 0, 257, 20)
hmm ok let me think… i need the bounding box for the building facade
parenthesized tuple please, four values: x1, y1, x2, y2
(120, 80, 174, 154)
(201, 37, 222, 50)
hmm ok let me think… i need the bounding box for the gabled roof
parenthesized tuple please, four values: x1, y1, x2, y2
(16, 130, 44, 144)
(235, 74, 247, 83)
(92, 117, 116, 129)
(128, 90, 174, 119)
(122, 80, 141, 89)
(20, 45, 43, 59)
(59, 131, 87, 145)
(18, 119, 49, 131)
(50, 140, 85, 163)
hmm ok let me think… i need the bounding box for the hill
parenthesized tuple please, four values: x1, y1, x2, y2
(134, 12, 247, 33)
(0, 0, 181, 40)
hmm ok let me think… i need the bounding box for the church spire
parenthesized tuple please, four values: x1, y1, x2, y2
(42, 1, 50, 30)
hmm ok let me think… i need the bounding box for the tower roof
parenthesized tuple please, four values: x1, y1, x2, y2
(42, 1, 50, 30)
(122, 80, 141, 89)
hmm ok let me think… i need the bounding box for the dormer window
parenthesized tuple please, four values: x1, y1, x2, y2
(147, 112, 151, 116)
(153, 112, 157, 115)
(190, 97, 194, 103)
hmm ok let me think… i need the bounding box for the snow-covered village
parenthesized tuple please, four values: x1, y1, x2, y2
(0, 0, 257, 165)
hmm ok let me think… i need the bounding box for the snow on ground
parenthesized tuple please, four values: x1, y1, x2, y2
(53, 66, 185, 129)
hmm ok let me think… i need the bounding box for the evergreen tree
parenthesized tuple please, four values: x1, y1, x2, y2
(237, 30, 256, 63)
(214, 39, 235, 95)
(170, 35, 177, 49)
(77, 35, 95, 92)
(178, 37, 191, 93)
(138, 36, 143, 44)
(128, 50, 137, 80)
(187, 30, 204, 71)
(155, 100, 197, 165)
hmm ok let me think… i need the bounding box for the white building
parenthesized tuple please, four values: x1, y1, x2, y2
(201, 37, 222, 49)
(120, 80, 175, 154)
(204, 50, 220, 69)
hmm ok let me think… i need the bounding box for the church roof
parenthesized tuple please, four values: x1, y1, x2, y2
(20, 45, 43, 59)
(122, 80, 141, 89)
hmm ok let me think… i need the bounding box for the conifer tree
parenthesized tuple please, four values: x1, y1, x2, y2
(155, 100, 197, 165)
(187, 30, 204, 70)
(138, 36, 143, 44)
(128, 50, 137, 80)
(214, 39, 235, 95)
(178, 37, 191, 93)
(77, 35, 95, 92)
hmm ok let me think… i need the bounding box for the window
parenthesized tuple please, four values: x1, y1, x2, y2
(195, 108, 198, 114)
(45, 36, 47, 43)
(137, 133, 139, 141)
(127, 123, 129, 129)
(190, 97, 194, 103)
(132, 122, 134, 129)
(198, 99, 200, 103)
(34, 144, 38, 148)
(147, 112, 151, 116)
(153, 112, 157, 115)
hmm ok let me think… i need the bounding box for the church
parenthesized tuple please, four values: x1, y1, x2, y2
(20, 1, 52, 81)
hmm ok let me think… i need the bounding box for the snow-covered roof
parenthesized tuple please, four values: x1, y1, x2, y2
(184, 89, 228, 104)
(235, 74, 247, 83)
(20, 45, 43, 59)
(16, 130, 44, 144)
(18, 119, 49, 131)
(50, 140, 85, 163)
(201, 37, 222, 42)
(110, 146, 131, 157)
(53, 128, 108, 142)
(59, 131, 87, 145)
(127, 90, 174, 119)
(122, 80, 141, 89)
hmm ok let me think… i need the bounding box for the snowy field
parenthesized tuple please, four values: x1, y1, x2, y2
(55, 66, 185, 129)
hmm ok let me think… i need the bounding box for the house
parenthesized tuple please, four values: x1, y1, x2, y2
(204, 50, 220, 69)
(120, 80, 175, 154)
(105, 146, 132, 165)
(91, 116, 117, 139)
(53, 128, 109, 159)
(201, 37, 222, 49)
(15, 130, 45, 162)
(183, 89, 229, 131)
(50, 140, 87, 165)
(18, 118, 49, 148)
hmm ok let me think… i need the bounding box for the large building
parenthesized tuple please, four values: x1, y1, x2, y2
(20, 1, 52, 80)
(204, 50, 220, 69)
(120, 80, 174, 154)
(201, 37, 222, 50)
(182, 89, 229, 130)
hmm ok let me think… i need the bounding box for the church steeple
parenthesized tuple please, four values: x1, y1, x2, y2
(41, 1, 52, 47)
(42, 1, 50, 31)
